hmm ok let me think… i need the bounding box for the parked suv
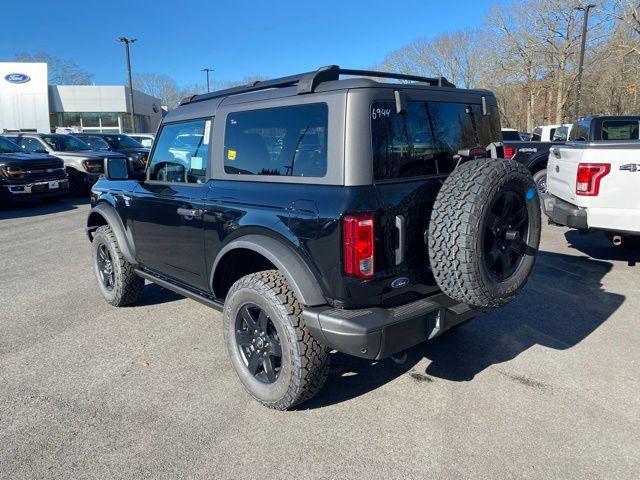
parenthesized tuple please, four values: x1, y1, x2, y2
(73, 133, 150, 172)
(6, 133, 127, 194)
(86, 66, 541, 409)
(0, 136, 68, 203)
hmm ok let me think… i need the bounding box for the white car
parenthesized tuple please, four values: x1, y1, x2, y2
(544, 116, 640, 247)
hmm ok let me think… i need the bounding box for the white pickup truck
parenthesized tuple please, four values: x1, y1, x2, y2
(544, 117, 640, 247)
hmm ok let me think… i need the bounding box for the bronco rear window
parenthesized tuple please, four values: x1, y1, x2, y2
(371, 100, 500, 180)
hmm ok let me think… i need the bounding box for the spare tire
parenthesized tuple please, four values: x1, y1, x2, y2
(428, 159, 541, 308)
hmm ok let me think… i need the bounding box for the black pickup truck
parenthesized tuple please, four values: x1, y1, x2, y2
(0, 136, 68, 204)
(502, 139, 565, 195)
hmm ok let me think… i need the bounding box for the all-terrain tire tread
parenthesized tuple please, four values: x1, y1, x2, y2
(94, 225, 144, 306)
(226, 270, 329, 410)
(428, 159, 539, 308)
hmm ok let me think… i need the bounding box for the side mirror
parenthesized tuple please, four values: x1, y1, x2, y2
(104, 157, 129, 180)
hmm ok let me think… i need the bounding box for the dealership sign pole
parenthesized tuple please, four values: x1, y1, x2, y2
(118, 37, 137, 133)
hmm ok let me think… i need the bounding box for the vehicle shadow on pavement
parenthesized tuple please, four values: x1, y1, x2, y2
(304, 250, 624, 409)
(564, 229, 640, 266)
(0, 196, 90, 220)
(137, 283, 184, 306)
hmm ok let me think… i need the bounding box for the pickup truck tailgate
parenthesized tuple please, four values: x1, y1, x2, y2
(548, 142, 640, 232)
(547, 146, 581, 204)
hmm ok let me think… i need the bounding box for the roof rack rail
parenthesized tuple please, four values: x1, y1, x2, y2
(180, 65, 456, 105)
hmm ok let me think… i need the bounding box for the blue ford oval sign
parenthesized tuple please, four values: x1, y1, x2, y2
(5, 73, 31, 84)
(391, 277, 410, 289)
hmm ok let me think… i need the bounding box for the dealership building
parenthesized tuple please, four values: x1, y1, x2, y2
(0, 62, 163, 134)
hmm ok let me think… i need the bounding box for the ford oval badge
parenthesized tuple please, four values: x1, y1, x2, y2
(391, 277, 409, 289)
(555, 165, 560, 173)
(5, 73, 31, 84)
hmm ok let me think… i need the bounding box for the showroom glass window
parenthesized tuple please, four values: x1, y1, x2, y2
(147, 119, 211, 184)
(223, 103, 328, 177)
(371, 100, 500, 180)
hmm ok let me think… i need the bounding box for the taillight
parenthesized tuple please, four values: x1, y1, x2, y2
(343, 214, 375, 279)
(504, 146, 516, 159)
(576, 163, 610, 196)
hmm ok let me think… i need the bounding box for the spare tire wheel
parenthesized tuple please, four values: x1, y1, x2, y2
(428, 159, 541, 308)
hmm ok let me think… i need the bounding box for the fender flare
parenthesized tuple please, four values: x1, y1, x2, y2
(210, 234, 326, 307)
(86, 202, 138, 265)
(524, 152, 550, 174)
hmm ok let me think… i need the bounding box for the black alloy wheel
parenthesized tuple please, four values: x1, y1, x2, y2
(482, 188, 530, 280)
(96, 243, 115, 291)
(235, 303, 283, 384)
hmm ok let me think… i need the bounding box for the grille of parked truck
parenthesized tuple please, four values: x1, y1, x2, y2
(85, 65, 542, 409)
(0, 135, 69, 203)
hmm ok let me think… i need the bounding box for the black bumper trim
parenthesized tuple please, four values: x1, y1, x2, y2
(543, 194, 588, 229)
(303, 293, 481, 360)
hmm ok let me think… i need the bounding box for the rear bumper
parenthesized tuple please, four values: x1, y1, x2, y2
(303, 293, 481, 360)
(542, 193, 588, 229)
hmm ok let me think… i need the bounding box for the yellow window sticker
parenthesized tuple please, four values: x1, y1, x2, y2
(227, 149, 237, 160)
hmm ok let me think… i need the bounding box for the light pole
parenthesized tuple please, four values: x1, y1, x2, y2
(202, 68, 214, 93)
(117, 37, 137, 133)
(573, 4, 596, 121)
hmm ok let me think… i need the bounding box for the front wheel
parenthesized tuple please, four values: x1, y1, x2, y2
(223, 270, 329, 410)
(92, 225, 145, 306)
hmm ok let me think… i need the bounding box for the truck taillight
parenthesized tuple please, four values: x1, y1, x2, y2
(576, 163, 610, 196)
(343, 214, 374, 279)
(504, 146, 516, 159)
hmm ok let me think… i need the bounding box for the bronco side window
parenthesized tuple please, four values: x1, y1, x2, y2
(147, 119, 211, 184)
(223, 103, 328, 177)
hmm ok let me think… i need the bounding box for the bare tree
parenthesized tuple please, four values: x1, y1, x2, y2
(14, 52, 93, 85)
(378, 29, 484, 88)
(132, 73, 181, 108)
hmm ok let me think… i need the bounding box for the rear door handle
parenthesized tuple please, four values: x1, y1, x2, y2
(395, 215, 406, 265)
(177, 207, 204, 219)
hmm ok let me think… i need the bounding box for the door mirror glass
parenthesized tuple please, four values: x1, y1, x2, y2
(105, 157, 129, 180)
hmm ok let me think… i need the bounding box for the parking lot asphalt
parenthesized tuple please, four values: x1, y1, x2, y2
(1, 197, 639, 479)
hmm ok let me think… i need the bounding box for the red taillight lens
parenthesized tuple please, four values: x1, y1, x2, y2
(576, 163, 610, 196)
(343, 214, 375, 279)
(504, 146, 516, 159)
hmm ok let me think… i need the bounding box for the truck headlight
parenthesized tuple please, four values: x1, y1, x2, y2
(1, 166, 25, 178)
(82, 160, 104, 173)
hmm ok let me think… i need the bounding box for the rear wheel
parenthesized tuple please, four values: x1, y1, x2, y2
(428, 159, 541, 308)
(223, 270, 329, 410)
(533, 168, 547, 196)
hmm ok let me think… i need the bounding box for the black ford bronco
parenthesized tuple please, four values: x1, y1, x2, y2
(86, 66, 541, 409)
